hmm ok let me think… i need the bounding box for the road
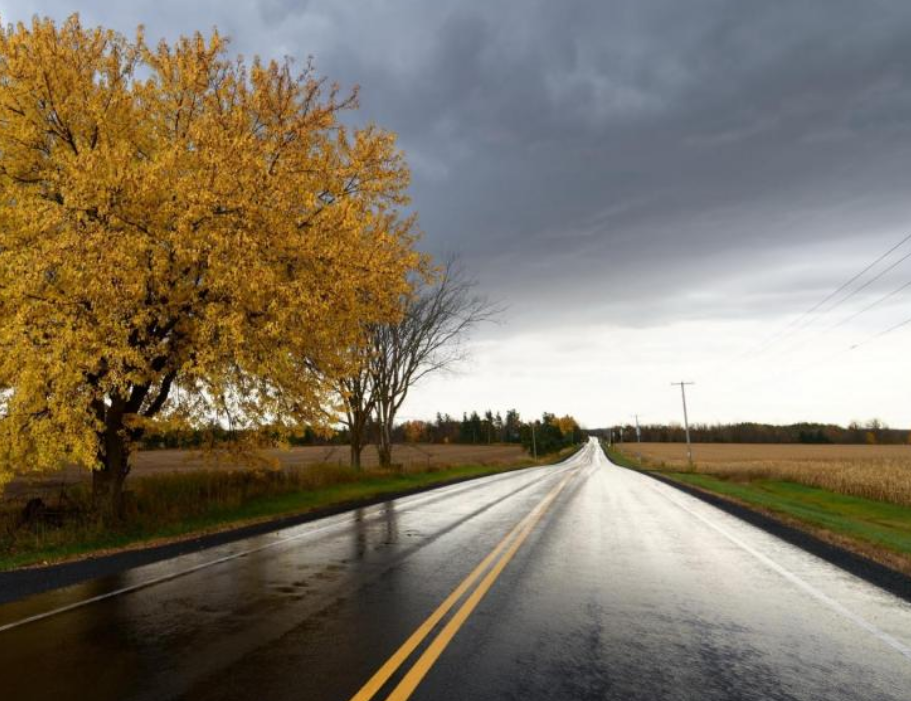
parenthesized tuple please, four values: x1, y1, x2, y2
(1, 438, 911, 700)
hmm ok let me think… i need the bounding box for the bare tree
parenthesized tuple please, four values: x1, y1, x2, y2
(338, 347, 375, 470)
(369, 257, 498, 468)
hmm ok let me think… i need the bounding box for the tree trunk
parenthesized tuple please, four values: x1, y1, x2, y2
(376, 442, 393, 469)
(348, 409, 368, 470)
(92, 400, 131, 519)
(350, 442, 363, 470)
(376, 419, 395, 470)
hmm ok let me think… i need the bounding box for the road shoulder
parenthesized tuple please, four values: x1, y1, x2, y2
(0, 463, 541, 605)
(606, 451, 911, 604)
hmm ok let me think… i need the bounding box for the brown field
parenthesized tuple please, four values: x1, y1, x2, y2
(3, 443, 527, 501)
(625, 442, 911, 507)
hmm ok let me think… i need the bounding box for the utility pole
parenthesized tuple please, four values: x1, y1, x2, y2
(531, 421, 537, 460)
(671, 382, 695, 467)
(633, 414, 642, 463)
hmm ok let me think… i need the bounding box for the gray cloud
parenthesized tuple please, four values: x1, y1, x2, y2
(6, 0, 911, 330)
(5, 0, 911, 424)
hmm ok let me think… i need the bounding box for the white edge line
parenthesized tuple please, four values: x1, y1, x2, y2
(0, 454, 577, 633)
(644, 471, 911, 662)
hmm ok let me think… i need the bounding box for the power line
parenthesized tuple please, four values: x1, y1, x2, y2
(720, 303, 911, 399)
(740, 231, 911, 359)
(820, 247, 911, 319)
(829, 277, 911, 331)
(849, 313, 911, 352)
(773, 250, 911, 357)
(775, 275, 911, 356)
(718, 288, 911, 396)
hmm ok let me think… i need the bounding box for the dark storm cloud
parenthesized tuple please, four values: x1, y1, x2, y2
(8, 0, 911, 327)
(256, 0, 911, 328)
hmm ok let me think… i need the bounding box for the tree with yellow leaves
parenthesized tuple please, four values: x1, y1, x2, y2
(552, 415, 580, 438)
(0, 15, 421, 515)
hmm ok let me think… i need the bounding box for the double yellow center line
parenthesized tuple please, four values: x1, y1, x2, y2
(348, 468, 576, 701)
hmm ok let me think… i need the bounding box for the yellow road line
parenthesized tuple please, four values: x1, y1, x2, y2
(347, 468, 575, 701)
(385, 471, 574, 701)
(346, 471, 568, 701)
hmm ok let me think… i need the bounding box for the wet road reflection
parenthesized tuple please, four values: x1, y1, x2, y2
(0, 455, 579, 701)
(1, 442, 910, 701)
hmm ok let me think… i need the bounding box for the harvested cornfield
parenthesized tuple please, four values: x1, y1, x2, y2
(625, 442, 911, 508)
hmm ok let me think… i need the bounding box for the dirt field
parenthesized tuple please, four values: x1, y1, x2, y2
(3, 443, 528, 500)
(624, 442, 911, 507)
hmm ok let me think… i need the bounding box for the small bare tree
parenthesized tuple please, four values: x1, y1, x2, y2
(338, 348, 375, 470)
(369, 257, 498, 468)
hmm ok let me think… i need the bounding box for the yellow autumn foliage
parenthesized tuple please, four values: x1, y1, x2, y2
(552, 415, 579, 437)
(0, 15, 421, 497)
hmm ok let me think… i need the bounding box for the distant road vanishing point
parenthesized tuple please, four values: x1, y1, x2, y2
(1, 438, 911, 700)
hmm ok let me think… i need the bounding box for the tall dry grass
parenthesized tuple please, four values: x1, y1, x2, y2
(0, 461, 504, 561)
(628, 443, 911, 507)
(3, 443, 528, 499)
(0, 464, 364, 555)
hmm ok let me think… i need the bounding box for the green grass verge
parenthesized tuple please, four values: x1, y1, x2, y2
(602, 443, 643, 470)
(665, 473, 911, 557)
(0, 460, 545, 572)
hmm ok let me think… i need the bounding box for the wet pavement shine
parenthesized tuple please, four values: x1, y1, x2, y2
(1, 439, 910, 700)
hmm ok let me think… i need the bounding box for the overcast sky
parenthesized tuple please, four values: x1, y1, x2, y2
(5, 1, 911, 428)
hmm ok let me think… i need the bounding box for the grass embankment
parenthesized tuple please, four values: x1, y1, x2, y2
(605, 443, 911, 575)
(0, 452, 561, 571)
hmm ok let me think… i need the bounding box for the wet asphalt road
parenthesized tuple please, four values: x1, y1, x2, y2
(1, 439, 911, 701)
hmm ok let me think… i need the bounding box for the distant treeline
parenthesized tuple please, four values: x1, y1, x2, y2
(140, 410, 586, 456)
(589, 420, 910, 445)
(395, 410, 584, 455)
